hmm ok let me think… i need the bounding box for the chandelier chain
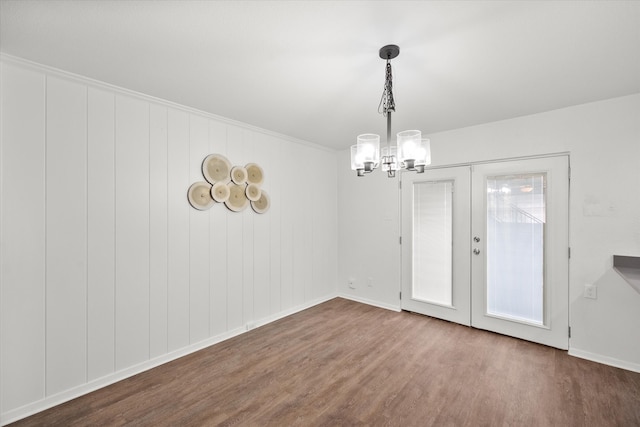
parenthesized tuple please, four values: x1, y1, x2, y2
(378, 61, 396, 117)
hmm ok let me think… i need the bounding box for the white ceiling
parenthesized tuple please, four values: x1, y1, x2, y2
(1, 1, 639, 150)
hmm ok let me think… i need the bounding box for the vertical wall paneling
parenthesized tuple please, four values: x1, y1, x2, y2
(325, 151, 338, 296)
(45, 76, 88, 395)
(311, 152, 322, 300)
(114, 95, 150, 370)
(324, 150, 338, 297)
(167, 109, 190, 351)
(291, 143, 307, 306)
(1, 58, 340, 422)
(252, 133, 271, 321)
(279, 142, 294, 310)
(242, 130, 255, 325)
(300, 148, 314, 301)
(313, 150, 335, 300)
(87, 88, 116, 381)
(189, 114, 211, 343)
(149, 104, 169, 358)
(225, 125, 244, 330)
(208, 121, 228, 336)
(0, 63, 46, 412)
(267, 136, 282, 314)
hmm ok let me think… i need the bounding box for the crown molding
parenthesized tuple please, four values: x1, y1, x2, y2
(0, 53, 335, 153)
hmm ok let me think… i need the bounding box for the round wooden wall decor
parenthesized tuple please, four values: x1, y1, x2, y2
(211, 181, 230, 203)
(245, 183, 262, 201)
(230, 166, 248, 185)
(251, 189, 270, 214)
(202, 154, 232, 184)
(187, 181, 215, 210)
(245, 163, 264, 186)
(225, 182, 249, 212)
(189, 154, 269, 214)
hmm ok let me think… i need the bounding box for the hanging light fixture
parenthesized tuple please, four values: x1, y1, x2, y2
(351, 45, 431, 177)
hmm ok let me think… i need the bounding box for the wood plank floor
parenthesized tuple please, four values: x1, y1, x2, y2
(9, 298, 640, 426)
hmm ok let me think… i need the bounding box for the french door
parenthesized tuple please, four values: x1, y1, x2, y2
(401, 156, 569, 350)
(400, 166, 471, 326)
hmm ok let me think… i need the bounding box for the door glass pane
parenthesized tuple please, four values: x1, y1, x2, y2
(413, 181, 453, 306)
(486, 174, 546, 325)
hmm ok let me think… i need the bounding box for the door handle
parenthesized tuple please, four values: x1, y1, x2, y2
(473, 248, 481, 255)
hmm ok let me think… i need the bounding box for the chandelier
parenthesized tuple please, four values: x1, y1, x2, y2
(350, 45, 431, 177)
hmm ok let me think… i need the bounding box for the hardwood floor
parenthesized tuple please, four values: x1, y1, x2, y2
(9, 298, 640, 426)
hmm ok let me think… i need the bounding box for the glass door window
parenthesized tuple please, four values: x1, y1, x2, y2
(413, 181, 453, 306)
(486, 174, 546, 325)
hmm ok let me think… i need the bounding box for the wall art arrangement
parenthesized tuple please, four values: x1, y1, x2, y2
(187, 154, 270, 214)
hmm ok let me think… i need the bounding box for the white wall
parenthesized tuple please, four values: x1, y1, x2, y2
(337, 161, 402, 310)
(0, 57, 338, 424)
(338, 94, 640, 371)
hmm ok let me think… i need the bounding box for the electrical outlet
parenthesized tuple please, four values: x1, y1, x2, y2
(348, 278, 356, 289)
(584, 284, 597, 299)
(367, 277, 373, 287)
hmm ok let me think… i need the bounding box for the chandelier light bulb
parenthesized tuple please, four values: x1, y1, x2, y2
(417, 138, 432, 167)
(351, 133, 380, 175)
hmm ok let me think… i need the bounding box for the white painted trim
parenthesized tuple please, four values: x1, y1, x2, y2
(410, 151, 572, 173)
(338, 293, 401, 312)
(0, 58, 4, 423)
(0, 53, 335, 154)
(0, 293, 338, 426)
(569, 348, 640, 374)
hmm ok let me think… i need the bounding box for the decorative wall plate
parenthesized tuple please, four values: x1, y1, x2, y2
(230, 165, 248, 185)
(211, 181, 230, 202)
(251, 189, 270, 214)
(225, 183, 249, 212)
(245, 183, 262, 201)
(245, 163, 264, 186)
(202, 154, 232, 184)
(187, 181, 215, 210)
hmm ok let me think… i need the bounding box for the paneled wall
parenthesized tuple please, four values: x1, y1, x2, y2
(0, 58, 338, 422)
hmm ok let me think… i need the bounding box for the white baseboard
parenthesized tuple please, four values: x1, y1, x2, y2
(0, 293, 338, 426)
(338, 293, 401, 312)
(569, 348, 640, 373)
